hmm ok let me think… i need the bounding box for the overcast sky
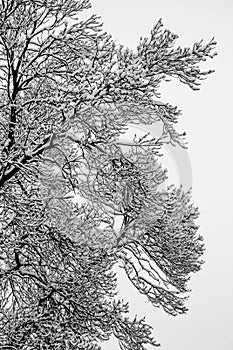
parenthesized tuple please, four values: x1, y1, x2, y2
(89, 1, 233, 349)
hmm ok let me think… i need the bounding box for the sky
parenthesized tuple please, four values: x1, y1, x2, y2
(88, 1, 233, 350)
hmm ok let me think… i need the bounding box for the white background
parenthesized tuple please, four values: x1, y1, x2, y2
(89, 1, 233, 349)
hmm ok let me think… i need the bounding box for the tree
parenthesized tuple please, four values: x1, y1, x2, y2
(0, 0, 216, 349)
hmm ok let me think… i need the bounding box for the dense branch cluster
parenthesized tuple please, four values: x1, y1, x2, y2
(0, 0, 216, 348)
